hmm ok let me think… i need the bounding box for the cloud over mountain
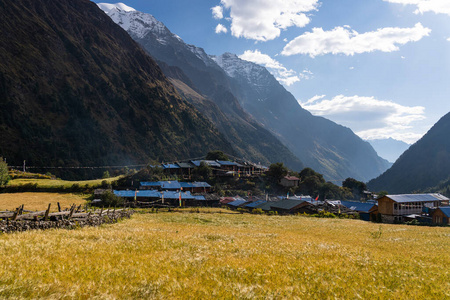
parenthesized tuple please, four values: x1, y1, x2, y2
(212, 0, 319, 41)
(239, 50, 311, 86)
(300, 95, 426, 143)
(282, 23, 431, 57)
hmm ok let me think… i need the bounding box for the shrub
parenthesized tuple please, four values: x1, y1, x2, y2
(96, 191, 124, 207)
(252, 208, 264, 214)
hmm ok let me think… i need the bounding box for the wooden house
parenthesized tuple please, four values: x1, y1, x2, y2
(340, 201, 378, 221)
(280, 176, 300, 187)
(431, 207, 450, 225)
(377, 194, 449, 223)
(270, 199, 313, 215)
(176, 162, 195, 179)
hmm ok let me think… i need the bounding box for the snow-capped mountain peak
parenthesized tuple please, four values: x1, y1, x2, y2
(99, 3, 219, 67)
(97, 3, 135, 14)
(98, 3, 170, 40)
(213, 53, 273, 90)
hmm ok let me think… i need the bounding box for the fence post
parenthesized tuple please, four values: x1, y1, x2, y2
(44, 203, 51, 221)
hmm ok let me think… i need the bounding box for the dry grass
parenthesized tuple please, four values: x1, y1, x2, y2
(7, 176, 122, 189)
(0, 212, 448, 298)
(0, 193, 88, 211)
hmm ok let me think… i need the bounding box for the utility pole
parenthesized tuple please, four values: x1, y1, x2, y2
(23, 160, 26, 172)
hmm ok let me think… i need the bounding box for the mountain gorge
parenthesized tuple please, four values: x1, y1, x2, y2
(100, 3, 390, 182)
(368, 111, 450, 194)
(0, 0, 233, 176)
(367, 138, 410, 163)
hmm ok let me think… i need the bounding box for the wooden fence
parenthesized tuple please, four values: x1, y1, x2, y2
(0, 203, 133, 233)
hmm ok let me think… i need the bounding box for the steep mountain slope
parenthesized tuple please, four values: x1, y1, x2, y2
(368, 112, 450, 193)
(99, 3, 304, 170)
(0, 0, 233, 177)
(367, 138, 410, 163)
(214, 53, 391, 182)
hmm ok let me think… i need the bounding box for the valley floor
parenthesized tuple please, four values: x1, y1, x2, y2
(0, 209, 448, 298)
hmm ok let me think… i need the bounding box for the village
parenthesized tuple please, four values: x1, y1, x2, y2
(103, 158, 450, 226)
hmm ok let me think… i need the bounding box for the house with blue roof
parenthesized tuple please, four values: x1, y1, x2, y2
(270, 199, 313, 215)
(340, 201, 378, 221)
(377, 193, 450, 223)
(431, 207, 450, 225)
(140, 181, 182, 191)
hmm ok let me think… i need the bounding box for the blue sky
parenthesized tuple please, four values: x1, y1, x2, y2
(98, 1, 450, 144)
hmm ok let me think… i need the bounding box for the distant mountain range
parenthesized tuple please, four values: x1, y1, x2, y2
(0, 0, 233, 177)
(368, 112, 450, 193)
(99, 3, 391, 182)
(367, 138, 410, 163)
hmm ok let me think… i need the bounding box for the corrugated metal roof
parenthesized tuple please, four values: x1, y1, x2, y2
(386, 194, 449, 203)
(217, 160, 239, 166)
(193, 195, 206, 201)
(179, 182, 211, 188)
(191, 160, 221, 167)
(176, 162, 194, 168)
(114, 190, 160, 198)
(270, 199, 308, 210)
(257, 202, 276, 211)
(244, 200, 266, 208)
(438, 207, 450, 218)
(140, 182, 161, 187)
(162, 163, 180, 169)
(162, 191, 195, 200)
(228, 199, 247, 207)
(161, 181, 182, 190)
(340, 201, 377, 213)
(220, 197, 236, 204)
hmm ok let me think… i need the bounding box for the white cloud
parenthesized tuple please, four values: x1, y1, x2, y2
(383, 0, 450, 16)
(239, 50, 311, 85)
(211, 6, 224, 19)
(299, 95, 426, 143)
(215, 0, 319, 41)
(215, 24, 228, 34)
(282, 23, 431, 57)
(447, 37, 450, 41)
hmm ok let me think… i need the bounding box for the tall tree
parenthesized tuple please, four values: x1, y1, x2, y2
(0, 158, 9, 187)
(267, 163, 289, 182)
(342, 178, 367, 200)
(205, 150, 229, 161)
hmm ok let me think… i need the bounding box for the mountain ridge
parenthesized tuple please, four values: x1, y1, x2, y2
(368, 112, 450, 193)
(0, 0, 233, 178)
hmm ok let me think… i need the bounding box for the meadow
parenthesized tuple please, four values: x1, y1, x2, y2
(7, 176, 121, 189)
(0, 209, 448, 299)
(0, 192, 88, 211)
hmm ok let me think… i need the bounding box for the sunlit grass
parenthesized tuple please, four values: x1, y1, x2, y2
(0, 212, 448, 298)
(7, 176, 122, 189)
(0, 193, 88, 211)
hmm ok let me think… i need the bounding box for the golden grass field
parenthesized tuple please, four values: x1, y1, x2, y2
(0, 209, 449, 299)
(7, 176, 122, 189)
(0, 192, 88, 211)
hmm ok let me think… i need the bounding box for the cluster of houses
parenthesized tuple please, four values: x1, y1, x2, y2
(156, 160, 268, 178)
(111, 178, 450, 225)
(220, 193, 450, 225)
